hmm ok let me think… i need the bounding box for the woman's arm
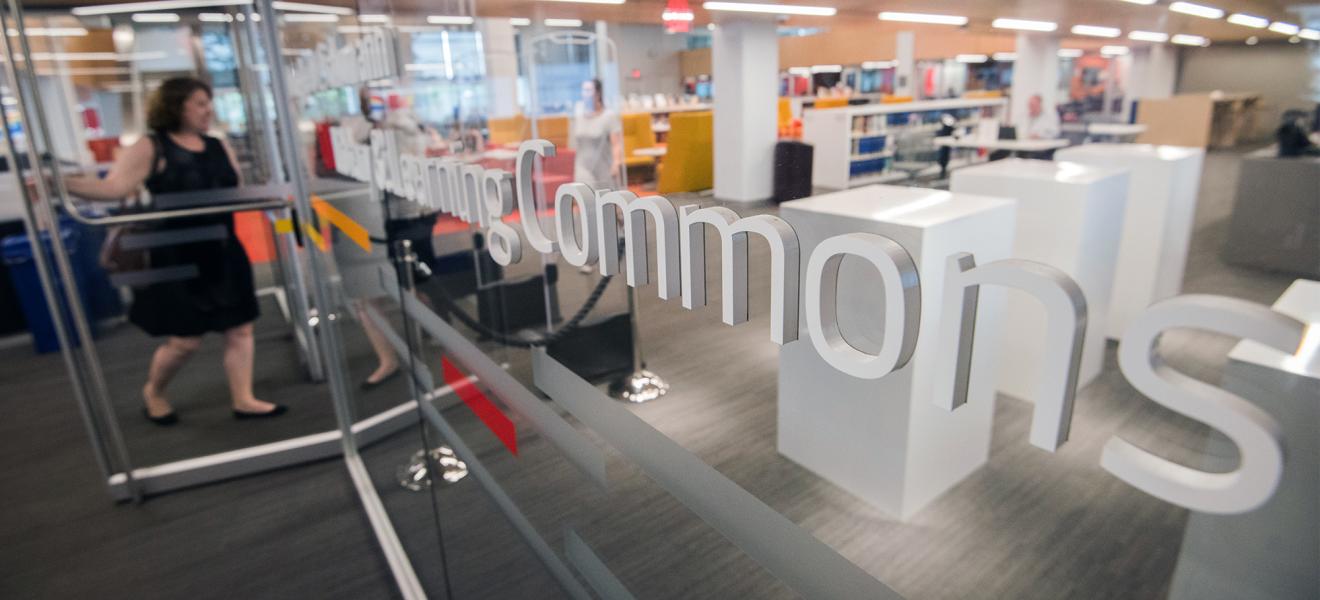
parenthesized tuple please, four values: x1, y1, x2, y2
(63, 137, 154, 201)
(216, 136, 244, 186)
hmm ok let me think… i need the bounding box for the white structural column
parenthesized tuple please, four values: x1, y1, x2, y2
(894, 31, 915, 97)
(1011, 33, 1060, 127)
(712, 17, 778, 202)
(1122, 44, 1177, 122)
(478, 18, 520, 118)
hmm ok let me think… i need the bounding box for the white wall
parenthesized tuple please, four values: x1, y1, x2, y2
(1177, 42, 1320, 141)
(609, 23, 688, 97)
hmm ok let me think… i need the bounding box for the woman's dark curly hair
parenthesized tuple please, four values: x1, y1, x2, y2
(146, 77, 212, 132)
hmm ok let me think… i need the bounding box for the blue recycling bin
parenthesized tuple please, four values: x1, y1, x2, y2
(60, 212, 123, 321)
(2, 225, 96, 354)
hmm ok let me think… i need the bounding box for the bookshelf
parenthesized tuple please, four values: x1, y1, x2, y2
(802, 98, 1008, 190)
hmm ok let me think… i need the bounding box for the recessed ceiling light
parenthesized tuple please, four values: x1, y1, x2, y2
(992, 52, 1016, 61)
(1100, 45, 1129, 55)
(1245, 36, 1258, 45)
(541, 0, 623, 3)
(270, 1, 353, 15)
(955, 53, 988, 63)
(131, 12, 181, 22)
(877, 11, 967, 26)
(1300, 29, 1320, 41)
(544, 18, 584, 27)
(1268, 22, 1299, 35)
(992, 18, 1058, 32)
(73, 0, 251, 16)
(1057, 48, 1084, 57)
(1128, 30, 1169, 42)
(282, 12, 338, 22)
(427, 15, 474, 25)
(6, 27, 90, 36)
(1171, 33, 1209, 46)
(197, 12, 232, 21)
(1071, 25, 1121, 37)
(1168, 2, 1223, 20)
(1225, 13, 1267, 28)
(1289, 35, 1300, 43)
(702, 2, 836, 17)
(510, 17, 531, 26)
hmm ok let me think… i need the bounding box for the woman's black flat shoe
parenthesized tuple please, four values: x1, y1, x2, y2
(233, 404, 288, 420)
(143, 407, 179, 426)
(360, 368, 400, 391)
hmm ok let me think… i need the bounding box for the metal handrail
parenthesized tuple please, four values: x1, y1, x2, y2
(58, 182, 295, 226)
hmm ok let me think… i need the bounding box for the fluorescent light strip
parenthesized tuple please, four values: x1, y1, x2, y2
(1100, 45, 1129, 55)
(337, 25, 372, 33)
(510, 18, 531, 26)
(1171, 33, 1209, 46)
(1071, 24, 1121, 37)
(427, 15, 474, 25)
(663, 10, 695, 21)
(1058, 48, 1083, 57)
(21, 51, 167, 61)
(1268, 22, 1299, 35)
(358, 14, 389, 23)
(1300, 29, 1320, 41)
(1168, 2, 1223, 20)
(1118, 0, 1156, 4)
(955, 53, 987, 63)
(132, 12, 180, 22)
(283, 13, 338, 22)
(540, 0, 623, 3)
(6, 27, 89, 36)
(810, 64, 841, 73)
(786, 67, 811, 75)
(877, 11, 967, 26)
(702, 2, 837, 17)
(73, 0, 250, 16)
(992, 52, 1016, 61)
(1128, 30, 1169, 42)
(544, 18, 583, 27)
(269, 1, 353, 15)
(197, 12, 232, 21)
(861, 60, 894, 69)
(1226, 13, 1267, 28)
(992, 18, 1057, 32)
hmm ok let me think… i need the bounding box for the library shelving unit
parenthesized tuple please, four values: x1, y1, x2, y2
(802, 97, 1008, 190)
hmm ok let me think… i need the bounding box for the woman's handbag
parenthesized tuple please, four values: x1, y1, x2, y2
(98, 135, 160, 276)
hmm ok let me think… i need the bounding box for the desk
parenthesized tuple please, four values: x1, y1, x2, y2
(934, 136, 1070, 157)
(1086, 123, 1147, 140)
(632, 147, 667, 158)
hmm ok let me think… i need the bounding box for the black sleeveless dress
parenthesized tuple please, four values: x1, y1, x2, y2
(128, 132, 259, 337)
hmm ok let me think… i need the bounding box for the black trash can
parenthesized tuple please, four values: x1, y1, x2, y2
(772, 140, 813, 204)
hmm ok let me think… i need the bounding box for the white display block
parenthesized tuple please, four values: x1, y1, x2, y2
(950, 158, 1128, 398)
(778, 185, 1015, 519)
(1168, 279, 1320, 600)
(1054, 143, 1204, 339)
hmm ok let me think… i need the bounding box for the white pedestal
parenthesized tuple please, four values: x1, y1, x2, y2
(950, 158, 1128, 399)
(1054, 143, 1203, 339)
(778, 185, 1015, 519)
(1168, 280, 1320, 600)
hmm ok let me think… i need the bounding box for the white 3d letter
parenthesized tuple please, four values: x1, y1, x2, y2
(804, 232, 919, 379)
(1102, 295, 1306, 513)
(933, 253, 1087, 451)
(680, 205, 800, 345)
(516, 139, 558, 253)
(554, 183, 599, 267)
(597, 191, 680, 300)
